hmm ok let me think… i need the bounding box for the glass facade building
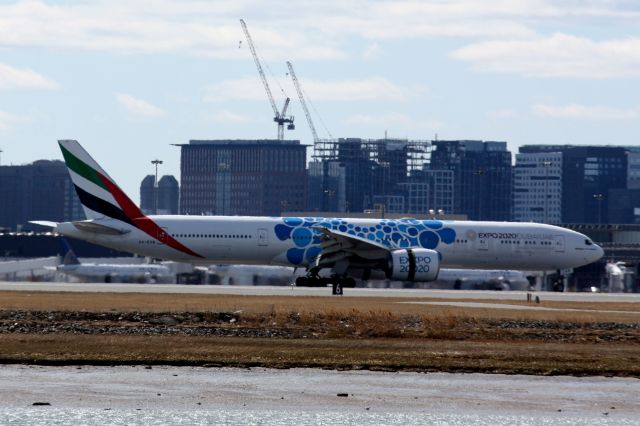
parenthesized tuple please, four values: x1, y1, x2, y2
(430, 140, 512, 221)
(0, 160, 83, 230)
(519, 145, 628, 224)
(178, 140, 307, 216)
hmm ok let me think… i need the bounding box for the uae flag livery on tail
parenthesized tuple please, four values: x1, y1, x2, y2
(58, 140, 202, 258)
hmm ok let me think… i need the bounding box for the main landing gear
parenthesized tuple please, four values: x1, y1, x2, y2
(295, 275, 356, 295)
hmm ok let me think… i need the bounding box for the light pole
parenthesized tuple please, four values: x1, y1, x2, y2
(542, 160, 552, 223)
(593, 193, 604, 225)
(151, 159, 163, 214)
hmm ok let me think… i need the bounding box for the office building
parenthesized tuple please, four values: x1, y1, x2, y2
(513, 152, 563, 223)
(519, 145, 628, 224)
(140, 175, 180, 215)
(430, 140, 512, 220)
(627, 151, 640, 190)
(608, 189, 640, 224)
(0, 160, 83, 230)
(140, 175, 155, 214)
(158, 175, 179, 215)
(396, 169, 454, 215)
(310, 138, 432, 213)
(178, 140, 307, 216)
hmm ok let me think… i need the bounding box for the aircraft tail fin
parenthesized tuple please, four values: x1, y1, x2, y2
(60, 238, 80, 265)
(58, 140, 145, 225)
(57, 140, 204, 259)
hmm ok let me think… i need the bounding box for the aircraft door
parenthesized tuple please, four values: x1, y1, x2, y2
(553, 235, 565, 253)
(257, 228, 268, 246)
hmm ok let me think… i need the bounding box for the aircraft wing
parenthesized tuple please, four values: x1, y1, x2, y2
(30, 219, 130, 235)
(70, 220, 130, 235)
(313, 226, 390, 265)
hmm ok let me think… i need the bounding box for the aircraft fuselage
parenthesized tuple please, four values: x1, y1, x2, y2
(57, 216, 603, 271)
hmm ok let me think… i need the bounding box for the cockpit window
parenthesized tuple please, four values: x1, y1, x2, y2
(585, 239, 593, 246)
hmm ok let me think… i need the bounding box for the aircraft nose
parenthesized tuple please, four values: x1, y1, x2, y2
(594, 244, 605, 261)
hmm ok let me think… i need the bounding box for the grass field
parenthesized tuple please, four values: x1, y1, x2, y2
(1, 290, 639, 376)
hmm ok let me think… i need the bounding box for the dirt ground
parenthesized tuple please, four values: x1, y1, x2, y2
(0, 290, 639, 377)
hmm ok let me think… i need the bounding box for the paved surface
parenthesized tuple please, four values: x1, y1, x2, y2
(403, 301, 640, 314)
(1, 365, 638, 416)
(1, 281, 639, 302)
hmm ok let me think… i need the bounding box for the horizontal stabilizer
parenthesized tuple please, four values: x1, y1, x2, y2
(71, 220, 130, 235)
(29, 221, 58, 229)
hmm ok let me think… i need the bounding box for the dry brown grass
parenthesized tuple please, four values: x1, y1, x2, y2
(1, 291, 639, 323)
(1, 290, 639, 376)
(1, 334, 638, 377)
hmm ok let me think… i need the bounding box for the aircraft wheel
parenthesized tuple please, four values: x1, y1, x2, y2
(295, 276, 309, 287)
(343, 277, 356, 288)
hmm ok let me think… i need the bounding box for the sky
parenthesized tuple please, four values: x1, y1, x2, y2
(1, 0, 640, 203)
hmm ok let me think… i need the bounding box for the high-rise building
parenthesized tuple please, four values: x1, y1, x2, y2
(430, 140, 512, 220)
(627, 151, 640, 190)
(140, 175, 155, 214)
(0, 160, 83, 230)
(513, 152, 563, 223)
(178, 140, 307, 216)
(310, 138, 432, 213)
(140, 175, 180, 215)
(308, 161, 346, 212)
(397, 169, 454, 215)
(519, 145, 628, 224)
(607, 188, 640, 224)
(158, 175, 179, 215)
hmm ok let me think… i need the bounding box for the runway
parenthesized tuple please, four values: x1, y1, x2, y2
(1, 281, 640, 303)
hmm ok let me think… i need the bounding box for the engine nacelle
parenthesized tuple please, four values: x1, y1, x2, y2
(386, 248, 440, 282)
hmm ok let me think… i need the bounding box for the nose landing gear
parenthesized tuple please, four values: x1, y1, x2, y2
(294, 274, 356, 295)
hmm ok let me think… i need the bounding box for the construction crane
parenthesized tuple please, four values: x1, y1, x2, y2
(286, 61, 319, 143)
(240, 19, 294, 140)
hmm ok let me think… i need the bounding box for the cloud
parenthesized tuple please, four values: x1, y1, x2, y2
(4, 0, 634, 58)
(532, 103, 640, 120)
(0, 0, 344, 59)
(116, 93, 166, 119)
(0, 1, 638, 78)
(0, 62, 58, 90)
(452, 33, 640, 79)
(0, 111, 29, 130)
(205, 76, 423, 103)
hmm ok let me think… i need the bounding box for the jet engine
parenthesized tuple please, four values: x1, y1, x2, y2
(386, 248, 440, 282)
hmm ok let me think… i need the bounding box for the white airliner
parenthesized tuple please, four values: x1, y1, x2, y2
(32, 140, 603, 294)
(436, 269, 529, 291)
(54, 240, 171, 283)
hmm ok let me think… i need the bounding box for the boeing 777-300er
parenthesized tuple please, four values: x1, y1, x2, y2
(32, 140, 604, 295)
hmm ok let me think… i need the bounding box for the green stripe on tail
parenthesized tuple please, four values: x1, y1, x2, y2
(59, 143, 109, 191)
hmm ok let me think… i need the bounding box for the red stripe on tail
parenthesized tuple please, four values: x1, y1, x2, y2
(98, 173, 203, 258)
